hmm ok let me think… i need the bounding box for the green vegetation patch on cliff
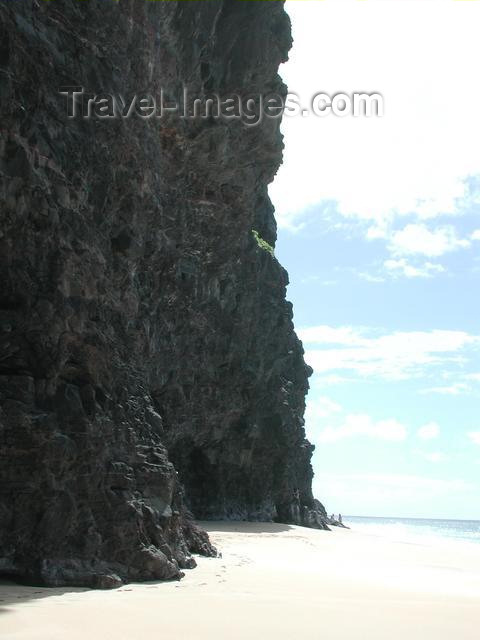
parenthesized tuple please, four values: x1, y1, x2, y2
(252, 229, 275, 257)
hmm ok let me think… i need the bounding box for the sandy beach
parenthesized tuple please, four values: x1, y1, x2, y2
(1, 521, 480, 640)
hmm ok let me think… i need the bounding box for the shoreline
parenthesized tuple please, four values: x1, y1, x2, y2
(1, 521, 480, 639)
(342, 517, 480, 553)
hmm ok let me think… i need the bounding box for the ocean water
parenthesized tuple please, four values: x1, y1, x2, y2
(343, 515, 480, 546)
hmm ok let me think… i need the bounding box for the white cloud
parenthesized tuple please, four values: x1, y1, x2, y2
(417, 422, 440, 440)
(299, 326, 480, 380)
(358, 258, 446, 283)
(388, 224, 470, 258)
(299, 325, 364, 346)
(312, 473, 472, 513)
(421, 382, 470, 396)
(366, 223, 389, 240)
(421, 452, 448, 464)
(468, 432, 480, 446)
(270, 2, 480, 239)
(358, 271, 386, 283)
(420, 373, 480, 396)
(305, 396, 342, 421)
(315, 414, 407, 444)
(311, 374, 354, 387)
(472, 230, 480, 241)
(384, 258, 445, 279)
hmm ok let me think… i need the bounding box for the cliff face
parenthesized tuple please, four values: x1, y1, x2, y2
(0, 0, 326, 588)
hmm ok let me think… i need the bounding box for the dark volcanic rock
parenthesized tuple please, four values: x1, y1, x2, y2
(0, 0, 328, 587)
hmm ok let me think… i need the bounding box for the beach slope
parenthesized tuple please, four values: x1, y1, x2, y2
(1, 522, 480, 639)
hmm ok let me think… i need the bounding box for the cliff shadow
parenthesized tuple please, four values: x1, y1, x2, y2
(0, 579, 88, 615)
(198, 521, 294, 534)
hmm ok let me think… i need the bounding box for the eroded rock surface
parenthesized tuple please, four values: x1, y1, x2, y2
(0, 0, 327, 588)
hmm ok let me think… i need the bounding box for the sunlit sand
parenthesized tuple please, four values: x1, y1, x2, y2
(1, 522, 480, 639)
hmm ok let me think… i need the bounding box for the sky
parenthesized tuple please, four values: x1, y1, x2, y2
(269, 0, 480, 520)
